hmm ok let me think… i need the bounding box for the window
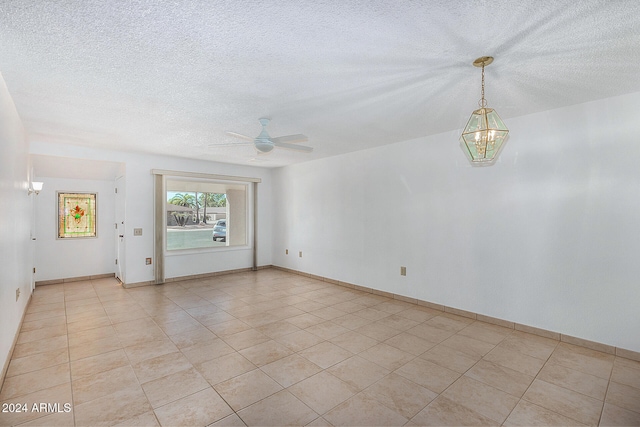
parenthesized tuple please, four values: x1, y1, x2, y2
(165, 178, 248, 251)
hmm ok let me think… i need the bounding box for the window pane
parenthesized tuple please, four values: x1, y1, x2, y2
(166, 179, 247, 251)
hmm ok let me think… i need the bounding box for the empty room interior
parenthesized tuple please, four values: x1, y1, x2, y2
(1, 1, 640, 426)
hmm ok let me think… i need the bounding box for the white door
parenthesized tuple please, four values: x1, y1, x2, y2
(115, 175, 126, 283)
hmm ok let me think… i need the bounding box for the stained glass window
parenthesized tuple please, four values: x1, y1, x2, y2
(57, 192, 97, 238)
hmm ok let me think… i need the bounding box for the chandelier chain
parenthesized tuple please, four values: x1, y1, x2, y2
(479, 64, 487, 108)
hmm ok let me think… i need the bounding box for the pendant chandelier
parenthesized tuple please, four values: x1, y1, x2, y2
(460, 56, 509, 164)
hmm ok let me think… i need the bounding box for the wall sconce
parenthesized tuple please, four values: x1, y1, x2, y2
(28, 181, 43, 195)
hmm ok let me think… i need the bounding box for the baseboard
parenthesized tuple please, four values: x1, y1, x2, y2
(122, 265, 273, 289)
(272, 266, 640, 362)
(35, 273, 115, 286)
(0, 290, 33, 394)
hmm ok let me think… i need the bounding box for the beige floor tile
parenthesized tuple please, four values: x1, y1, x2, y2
(255, 319, 301, 338)
(298, 341, 354, 369)
(16, 324, 67, 345)
(523, 379, 603, 425)
(181, 338, 236, 365)
(195, 352, 256, 385)
(358, 342, 415, 371)
(329, 330, 378, 354)
(156, 316, 202, 335)
(167, 325, 218, 349)
(354, 307, 392, 321)
(440, 334, 496, 358)
(124, 338, 179, 365)
(384, 331, 436, 356)
(442, 376, 519, 424)
(67, 315, 112, 334)
(113, 411, 160, 426)
(23, 308, 66, 323)
(237, 389, 318, 426)
(465, 360, 534, 397)
(74, 385, 152, 426)
(499, 331, 558, 360)
(396, 357, 460, 393)
(207, 318, 252, 336)
(260, 354, 323, 387)
(420, 343, 479, 373)
(304, 416, 332, 426)
(305, 321, 350, 340)
(362, 372, 437, 418)
(20, 315, 67, 332)
(309, 306, 348, 321)
(0, 363, 70, 401)
(70, 348, 129, 379)
(11, 335, 68, 359)
(410, 395, 499, 427)
(327, 355, 391, 391)
(239, 339, 294, 366)
(214, 369, 283, 411)
(329, 313, 372, 330)
(222, 329, 271, 351)
(72, 365, 140, 405)
(605, 381, 640, 413)
(15, 409, 74, 426)
(426, 314, 472, 332)
(374, 314, 420, 332)
(323, 393, 407, 426)
(0, 383, 72, 427)
(275, 330, 325, 352)
(331, 301, 367, 314)
(457, 321, 513, 344)
(503, 400, 587, 426)
(154, 387, 233, 427)
(288, 371, 357, 415)
(286, 313, 326, 329)
(6, 347, 68, 378)
(209, 412, 248, 426)
(548, 343, 615, 379)
(406, 323, 454, 343)
(132, 351, 193, 383)
(537, 362, 609, 400)
(611, 357, 640, 390)
(353, 323, 400, 341)
(142, 367, 210, 408)
(599, 402, 640, 426)
(483, 345, 546, 376)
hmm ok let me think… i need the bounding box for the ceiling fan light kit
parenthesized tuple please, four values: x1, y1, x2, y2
(460, 56, 509, 165)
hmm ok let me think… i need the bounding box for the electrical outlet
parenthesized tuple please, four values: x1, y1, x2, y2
(15, 288, 20, 301)
(133, 228, 143, 236)
(400, 266, 407, 276)
(145, 258, 152, 265)
(299, 251, 303, 258)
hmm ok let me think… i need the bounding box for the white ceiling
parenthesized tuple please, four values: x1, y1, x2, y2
(2, 1, 640, 168)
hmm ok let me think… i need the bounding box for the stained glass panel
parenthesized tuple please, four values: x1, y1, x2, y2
(57, 192, 97, 238)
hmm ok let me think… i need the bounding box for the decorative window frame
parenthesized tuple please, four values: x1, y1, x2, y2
(57, 192, 98, 239)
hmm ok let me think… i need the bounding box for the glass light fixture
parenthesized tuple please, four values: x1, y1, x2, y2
(460, 56, 509, 164)
(28, 181, 43, 195)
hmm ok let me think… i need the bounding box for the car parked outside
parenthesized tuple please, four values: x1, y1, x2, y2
(212, 219, 226, 242)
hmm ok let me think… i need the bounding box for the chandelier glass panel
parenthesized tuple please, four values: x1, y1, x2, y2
(460, 56, 509, 164)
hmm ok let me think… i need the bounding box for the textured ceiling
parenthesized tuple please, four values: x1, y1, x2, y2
(2, 1, 640, 168)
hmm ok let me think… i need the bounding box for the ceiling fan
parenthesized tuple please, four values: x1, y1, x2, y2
(213, 118, 312, 154)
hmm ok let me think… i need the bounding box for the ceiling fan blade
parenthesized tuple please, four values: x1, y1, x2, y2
(271, 134, 308, 144)
(208, 142, 253, 147)
(273, 141, 313, 152)
(226, 131, 255, 142)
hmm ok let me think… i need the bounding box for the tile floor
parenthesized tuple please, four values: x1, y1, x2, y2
(1, 269, 639, 426)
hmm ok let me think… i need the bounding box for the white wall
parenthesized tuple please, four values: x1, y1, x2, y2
(33, 177, 116, 281)
(272, 91, 640, 353)
(0, 74, 32, 378)
(29, 143, 273, 285)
